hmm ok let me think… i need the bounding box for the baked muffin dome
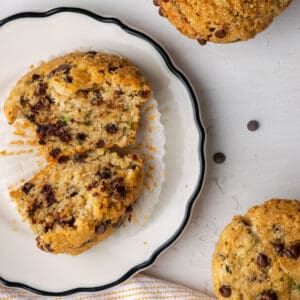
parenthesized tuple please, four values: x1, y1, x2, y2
(154, 0, 292, 44)
(212, 199, 300, 299)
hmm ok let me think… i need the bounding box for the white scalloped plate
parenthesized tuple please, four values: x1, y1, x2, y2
(0, 8, 205, 296)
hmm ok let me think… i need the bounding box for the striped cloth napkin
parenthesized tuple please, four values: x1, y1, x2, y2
(0, 274, 215, 300)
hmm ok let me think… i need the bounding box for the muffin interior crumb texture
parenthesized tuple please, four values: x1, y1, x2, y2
(10, 150, 144, 255)
(6, 51, 151, 255)
(4, 51, 151, 158)
(212, 199, 300, 299)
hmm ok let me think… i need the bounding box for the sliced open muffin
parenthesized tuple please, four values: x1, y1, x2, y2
(4, 52, 151, 158)
(10, 149, 144, 255)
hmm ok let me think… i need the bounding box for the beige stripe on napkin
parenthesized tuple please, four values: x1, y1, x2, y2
(0, 274, 215, 300)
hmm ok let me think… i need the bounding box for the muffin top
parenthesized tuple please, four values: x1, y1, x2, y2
(154, 0, 291, 44)
(212, 199, 300, 299)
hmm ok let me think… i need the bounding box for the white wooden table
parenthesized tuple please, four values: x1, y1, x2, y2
(1, 1, 300, 296)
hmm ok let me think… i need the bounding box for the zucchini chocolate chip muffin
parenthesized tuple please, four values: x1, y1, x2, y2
(10, 150, 144, 255)
(212, 199, 300, 299)
(4, 52, 151, 158)
(153, 0, 292, 44)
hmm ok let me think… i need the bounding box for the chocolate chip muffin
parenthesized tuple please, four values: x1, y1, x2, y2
(212, 199, 300, 299)
(4, 52, 151, 158)
(153, 0, 292, 44)
(10, 149, 144, 255)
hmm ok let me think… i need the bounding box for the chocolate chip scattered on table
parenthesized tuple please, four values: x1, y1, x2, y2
(247, 120, 260, 131)
(213, 152, 226, 164)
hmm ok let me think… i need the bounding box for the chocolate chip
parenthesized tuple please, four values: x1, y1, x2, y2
(34, 82, 48, 96)
(56, 64, 71, 73)
(257, 253, 269, 268)
(39, 96, 52, 108)
(49, 148, 61, 158)
(30, 97, 51, 113)
(153, 0, 160, 6)
(105, 123, 118, 134)
(95, 139, 105, 148)
(215, 30, 227, 39)
(20, 95, 28, 106)
(108, 66, 118, 72)
(37, 121, 67, 140)
(22, 182, 34, 194)
(240, 219, 251, 226)
(39, 139, 46, 145)
(44, 225, 53, 233)
(209, 28, 216, 32)
(90, 90, 103, 105)
(86, 51, 97, 56)
(95, 223, 106, 234)
(36, 124, 50, 138)
(42, 184, 52, 194)
(140, 90, 150, 98)
(74, 153, 88, 163)
(126, 205, 133, 213)
(41, 184, 56, 206)
(28, 202, 40, 217)
(63, 74, 73, 83)
(58, 130, 72, 143)
(55, 217, 75, 227)
(259, 290, 278, 300)
(114, 185, 126, 200)
(247, 120, 260, 131)
(225, 265, 232, 274)
(213, 152, 226, 164)
(97, 167, 111, 179)
(70, 191, 78, 197)
(284, 243, 300, 259)
(58, 156, 69, 164)
(26, 114, 36, 123)
(159, 7, 165, 16)
(197, 38, 207, 45)
(87, 181, 99, 191)
(114, 90, 124, 96)
(272, 241, 284, 254)
(219, 286, 231, 298)
(128, 214, 132, 222)
(47, 64, 71, 78)
(76, 133, 87, 141)
(111, 178, 124, 190)
(31, 74, 42, 82)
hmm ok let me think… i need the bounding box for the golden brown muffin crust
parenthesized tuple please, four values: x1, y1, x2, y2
(154, 0, 292, 44)
(212, 199, 300, 299)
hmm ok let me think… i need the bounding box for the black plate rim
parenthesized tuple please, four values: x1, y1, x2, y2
(0, 7, 206, 296)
